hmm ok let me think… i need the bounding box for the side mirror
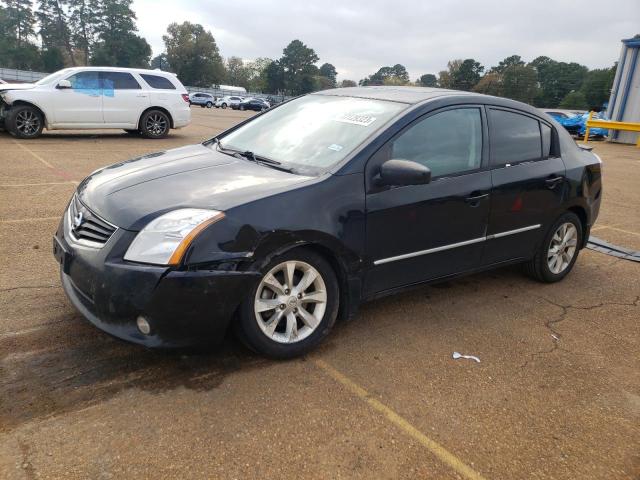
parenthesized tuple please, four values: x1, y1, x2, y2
(56, 79, 72, 89)
(378, 159, 431, 186)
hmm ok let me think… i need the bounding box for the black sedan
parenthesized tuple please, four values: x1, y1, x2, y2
(232, 98, 270, 111)
(53, 87, 602, 358)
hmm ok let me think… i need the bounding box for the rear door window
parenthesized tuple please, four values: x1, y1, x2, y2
(489, 109, 542, 166)
(140, 74, 176, 90)
(101, 72, 141, 90)
(541, 123, 552, 159)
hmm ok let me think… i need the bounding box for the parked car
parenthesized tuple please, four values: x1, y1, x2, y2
(232, 97, 270, 111)
(0, 78, 7, 84)
(0, 67, 191, 139)
(215, 95, 243, 109)
(189, 92, 215, 108)
(53, 87, 602, 358)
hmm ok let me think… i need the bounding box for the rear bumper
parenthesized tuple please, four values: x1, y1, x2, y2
(172, 108, 191, 129)
(54, 219, 260, 348)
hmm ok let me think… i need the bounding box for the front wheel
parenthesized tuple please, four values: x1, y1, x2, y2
(7, 105, 44, 139)
(206, 101, 213, 108)
(523, 212, 582, 283)
(236, 248, 339, 358)
(221, 103, 227, 109)
(139, 110, 170, 139)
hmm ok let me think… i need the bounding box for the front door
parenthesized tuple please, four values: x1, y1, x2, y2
(101, 71, 149, 127)
(52, 71, 103, 125)
(483, 107, 566, 264)
(364, 106, 491, 296)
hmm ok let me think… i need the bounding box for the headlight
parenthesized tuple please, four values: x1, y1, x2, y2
(124, 209, 224, 265)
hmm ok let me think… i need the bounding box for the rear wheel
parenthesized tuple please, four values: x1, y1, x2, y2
(236, 248, 339, 358)
(7, 105, 44, 139)
(523, 212, 582, 283)
(240, 105, 245, 111)
(139, 110, 170, 139)
(206, 101, 213, 108)
(221, 103, 227, 109)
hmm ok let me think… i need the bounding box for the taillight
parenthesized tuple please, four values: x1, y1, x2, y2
(181, 94, 190, 103)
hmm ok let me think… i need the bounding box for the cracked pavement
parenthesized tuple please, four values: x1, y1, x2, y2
(1, 109, 639, 479)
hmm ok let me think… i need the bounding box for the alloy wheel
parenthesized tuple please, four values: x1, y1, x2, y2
(145, 113, 167, 137)
(547, 222, 578, 274)
(15, 110, 41, 136)
(254, 260, 327, 344)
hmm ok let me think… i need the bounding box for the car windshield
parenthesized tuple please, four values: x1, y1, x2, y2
(219, 95, 406, 172)
(35, 70, 70, 85)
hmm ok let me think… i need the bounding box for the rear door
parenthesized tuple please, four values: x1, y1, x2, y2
(101, 71, 149, 127)
(52, 71, 103, 125)
(483, 107, 566, 265)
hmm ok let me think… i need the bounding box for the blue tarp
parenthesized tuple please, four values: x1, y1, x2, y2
(556, 112, 609, 137)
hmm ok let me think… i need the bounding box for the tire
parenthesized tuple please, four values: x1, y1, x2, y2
(200, 104, 205, 108)
(7, 105, 44, 139)
(124, 129, 140, 135)
(221, 103, 227, 109)
(236, 248, 340, 358)
(206, 101, 213, 108)
(523, 212, 582, 283)
(139, 110, 170, 139)
(240, 105, 245, 111)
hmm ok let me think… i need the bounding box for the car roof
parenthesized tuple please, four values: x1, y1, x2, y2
(313, 86, 474, 104)
(55, 66, 178, 77)
(313, 86, 549, 119)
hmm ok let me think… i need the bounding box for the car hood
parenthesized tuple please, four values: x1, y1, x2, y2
(77, 143, 313, 230)
(0, 83, 36, 92)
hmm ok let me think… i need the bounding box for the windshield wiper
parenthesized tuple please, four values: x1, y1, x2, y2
(213, 139, 294, 173)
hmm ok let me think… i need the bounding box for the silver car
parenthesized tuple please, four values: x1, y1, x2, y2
(189, 92, 215, 108)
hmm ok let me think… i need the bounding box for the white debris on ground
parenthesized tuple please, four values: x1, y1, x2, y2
(452, 352, 481, 363)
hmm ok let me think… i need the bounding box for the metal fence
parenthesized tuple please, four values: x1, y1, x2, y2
(0, 67, 291, 102)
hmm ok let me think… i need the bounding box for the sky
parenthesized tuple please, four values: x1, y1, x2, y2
(133, 0, 640, 82)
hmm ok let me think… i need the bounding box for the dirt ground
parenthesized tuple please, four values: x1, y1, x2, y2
(1, 107, 639, 480)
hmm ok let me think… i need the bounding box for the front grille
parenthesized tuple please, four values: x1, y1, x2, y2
(68, 195, 116, 245)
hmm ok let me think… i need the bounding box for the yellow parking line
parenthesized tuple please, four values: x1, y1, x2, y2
(314, 359, 488, 480)
(0, 216, 60, 224)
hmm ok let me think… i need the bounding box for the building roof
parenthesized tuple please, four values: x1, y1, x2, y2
(314, 86, 475, 104)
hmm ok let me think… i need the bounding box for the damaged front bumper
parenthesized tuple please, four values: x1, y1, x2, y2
(53, 215, 261, 348)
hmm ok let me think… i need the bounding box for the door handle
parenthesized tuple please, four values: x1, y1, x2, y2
(464, 193, 489, 206)
(136, 94, 148, 98)
(545, 176, 564, 189)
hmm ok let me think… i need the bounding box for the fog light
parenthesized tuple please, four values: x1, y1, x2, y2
(136, 316, 151, 335)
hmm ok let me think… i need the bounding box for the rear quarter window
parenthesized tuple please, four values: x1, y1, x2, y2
(140, 74, 176, 90)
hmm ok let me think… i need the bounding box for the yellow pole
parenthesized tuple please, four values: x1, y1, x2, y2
(584, 111, 594, 143)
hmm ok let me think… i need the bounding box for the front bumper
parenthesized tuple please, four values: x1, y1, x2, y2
(54, 213, 259, 348)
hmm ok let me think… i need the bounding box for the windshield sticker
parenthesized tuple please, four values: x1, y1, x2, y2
(334, 113, 377, 127)
(328, 144, 343, 152)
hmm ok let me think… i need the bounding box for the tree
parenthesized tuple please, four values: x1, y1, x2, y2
(163, 21, 225, 86)
(68, 0, 99, 65)
(245, 57, 272, 91)
(529, 56, 588, 107)
(490, 55, 524, 74)
(261, 60, 284, 93)
(452, 58, 483, 91)
(360, 64, 410, 86)
(418, 73, 438, 87)
(279, 39, 319, 95)
(91, 0, 150, 67)
(319, 62, 337, 88)
(472, 72, 501, 96)
(340, 79, 356, 88)
(226, 56, 251, 87)
(3, 0, 35, 47)
(437, 59, 462, 89)
(36, 0, 75, 65)
(41, 45, 65, 70)
(150, 53, 170, 70)
(559, 91, 587, 109)
(579, 66, 616, 110)
(501, 65, 538, 104)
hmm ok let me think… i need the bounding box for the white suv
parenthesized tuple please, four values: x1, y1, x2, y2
(0, 67, 191, 139)
(215, 95, 244, 109)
